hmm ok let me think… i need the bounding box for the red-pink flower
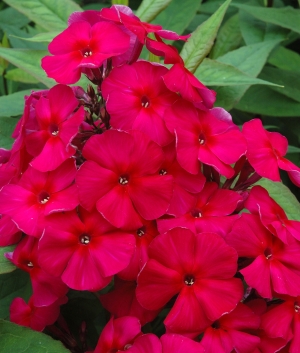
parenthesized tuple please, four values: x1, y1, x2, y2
(0, 159, 79, 237)
(226, 213, 300, 298)
(242, 119, 300, 187)
(10, 295, 67, 332)
(160, 333, 204, 353)
(0, 215, 21, 246)
(165, 100, 247, 177)
(6, 235, 68, 307)
(42, 21, 130, 84)
(38, 208, 135, 291)
(76, 130, 173, 229)
(245, 186, 300, 244)
(102, 61, 177, 146)
(25, 84, 84, 172)
(201, 303, 260, 353)
(136, 228, 243, 336)
(100, 277, 160, 326)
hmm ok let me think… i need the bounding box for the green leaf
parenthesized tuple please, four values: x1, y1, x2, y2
(0, 48, 53, 87)
(233, 4, 300, 35)
(214, 40, 280, 110)
(268, 46, 300, 72)
(256, 179, 300, 220)
(13, 31, 60, 43)
(181, 0, 232, 72)
(0, 117, 18, 149)
(0, 270, 31, 319)
(210, 14, 242, 59)
(235, 85, 300, 117)
(0, 319, 71, 353)
(194, 58, 279, 86)
(112, 0, 128, 4)
(135, 0, 172, 23)
(239, 10, 289, 45)
(259, 66, 300, 103)
(3, 0, 82, 32)
(0, 7, 29, 28)
(5, 68, 39, 84)
(0, 89, 40, 118)
(288, 145, 300, 153)
(0, 246, 16, 275)
(153, 0, 201, 36)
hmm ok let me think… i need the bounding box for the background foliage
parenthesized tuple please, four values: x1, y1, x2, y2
(0, 0, 300, 351)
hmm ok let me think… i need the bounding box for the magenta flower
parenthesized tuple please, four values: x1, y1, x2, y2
(165, 100, 247, 177)
(102, 61, 177, 146)
(100, 277, 160, 326)
(0, 215, 21, 246)
(201, 303, 260, 353)
(136, 228, 243, 336)
(42, 20, 130, 84)
(25, 84, 84, 172)
(0, 159, 79, 237)
(226, 213, 300, 298)
(245, 186, 300, 244)
(160, 334, 204, 353)
(243, 119, 300, 187)
(76, 130, 173, 229)
(6, 235, 68, 307)
(38, 208, 135, 291)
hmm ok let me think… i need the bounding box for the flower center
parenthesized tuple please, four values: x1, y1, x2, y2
(264, 247, 273, 260)
(119, 175, 129, 185)
(191, 209, 202, 218)
(136, 227, 145, 237)
(38, 191, 50, 205)
(80, 234, 90, 245)
(124, 344, 132, 350)
(49, 123, 59, 136)
(27, 261, 34, 268)
(295, 301, 300, 313)
(82, 49, 93, 57)
(159, 169, 167, 175)
(184, 274, 195, 286)
(199, 133, 206, 145)
(141, 96, 150, 108)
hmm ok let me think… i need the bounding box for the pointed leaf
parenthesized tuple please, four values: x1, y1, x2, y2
(3, 0, 82, 31)
(12, 31, 61, 43)
(268, 46, 300, 72)
(153, 0, 201, 36)
(0, 319, 71, 353)
(210, 13, 242, 59)
(0, 48, 53, 87)
(255, 179, 300, 221)
(135, 0, 172, 22)
(235, 85, 300, 117)
(5, 68, 39, 83)
(181, 0, 232, 72)
(233, 4, 300, 35)
(195, 58, 279, 87)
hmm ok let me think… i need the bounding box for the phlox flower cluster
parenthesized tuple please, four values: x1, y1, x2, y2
(1, 5, 300, 353)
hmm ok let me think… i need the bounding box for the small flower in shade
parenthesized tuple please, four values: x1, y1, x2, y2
(102, 61, 178, 146)
(118, 219, 159, 281)
(242, 119, 300, 187)
(245, 185, 300, 244)
(100, 277, 160, 326)
(25, 84, 84, 172)
(6, 235, 68, 307)
(160, 142, 205, 217)
(200, 303, 260, 353)
(76, 130, 173, 229)
(38, 208, 135, 291)
(41, 21, 130, 84)
(260, 296, 300, 353)
(158, 182, 241, 235)
(10, 295, 67, 332)
(93, 316, 142, 353)
(0, 159, 79, 237)
(164, 100, 247, 177)
(226, 213, 300, 298)
(136, 228, 243, 336)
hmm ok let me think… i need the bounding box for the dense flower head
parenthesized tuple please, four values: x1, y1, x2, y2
(0, 4, 300, 353)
